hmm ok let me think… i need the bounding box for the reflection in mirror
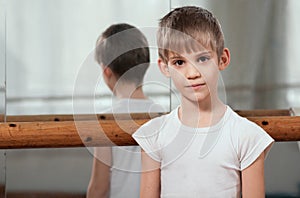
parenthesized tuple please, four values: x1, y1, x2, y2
(85, 23, 169, 198)
(5, 0, 170, 197)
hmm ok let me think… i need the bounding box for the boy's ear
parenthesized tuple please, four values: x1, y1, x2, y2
(158, 58, 170, 77)
(218, 48, 230, 71)
(103, 66, 113, 78)
(102, 66, 116, 92)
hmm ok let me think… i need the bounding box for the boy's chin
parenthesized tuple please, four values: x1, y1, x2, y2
(183, 94, 212, 104)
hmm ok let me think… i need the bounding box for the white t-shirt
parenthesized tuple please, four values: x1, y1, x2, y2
(106, 98, 165, 198)
(133, 105, 274, 197)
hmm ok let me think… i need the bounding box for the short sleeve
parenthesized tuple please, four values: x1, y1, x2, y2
(238, 119, 274, 170)
(132, 117, 164, 162)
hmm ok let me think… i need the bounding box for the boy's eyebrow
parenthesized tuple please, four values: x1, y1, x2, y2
(169, 51, 213, 60)
(169, 55, 183, 60)
(195, 51, 212, 56)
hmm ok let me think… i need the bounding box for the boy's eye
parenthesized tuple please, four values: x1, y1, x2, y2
(174, 60, 184, 66)
(198, 56, 210, 63)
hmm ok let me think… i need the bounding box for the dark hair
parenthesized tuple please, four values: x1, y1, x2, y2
(157, 6, 224, 63)
(95, 23, 150, 85)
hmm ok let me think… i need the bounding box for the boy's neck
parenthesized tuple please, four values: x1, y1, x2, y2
(178, 96, 226, 128)
(114, 83, 147, 100)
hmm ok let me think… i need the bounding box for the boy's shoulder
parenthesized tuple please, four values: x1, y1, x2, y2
(132, 107, 181, 159)
(133, 107, 179, 137)
(226, 106, 263, 131)
(143, 108, 178, 128)
(228, 107, 263, 129)
(225, 106, 272, 144)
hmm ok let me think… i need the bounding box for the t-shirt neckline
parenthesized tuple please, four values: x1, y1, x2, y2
(173, 105, 231, 133)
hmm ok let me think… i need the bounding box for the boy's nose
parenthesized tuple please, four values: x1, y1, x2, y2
(186, 64, 201, 79)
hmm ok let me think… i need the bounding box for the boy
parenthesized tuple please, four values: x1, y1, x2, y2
(87, 23, 162, 198)
(133, 6, 274, 197)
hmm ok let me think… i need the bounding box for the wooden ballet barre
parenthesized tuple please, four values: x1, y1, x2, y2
(0, 114, 300, 149)
(0, 108, 293, 122)
(234, 109, 293, 117)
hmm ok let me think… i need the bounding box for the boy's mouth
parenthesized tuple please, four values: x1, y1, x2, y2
(186, 83, 206, 89)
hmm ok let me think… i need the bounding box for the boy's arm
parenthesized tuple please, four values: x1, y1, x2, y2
(140, 149, 161, 198)
(87, 147, 112, 198)
(241, 152, 265, 198)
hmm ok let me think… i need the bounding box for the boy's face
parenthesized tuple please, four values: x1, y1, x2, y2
(158, 47, 230, 104)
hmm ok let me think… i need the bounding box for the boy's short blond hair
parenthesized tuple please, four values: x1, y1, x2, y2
(157, 6, 224, 63)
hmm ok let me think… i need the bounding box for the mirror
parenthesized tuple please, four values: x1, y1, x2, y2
(4, 0, 171, 197)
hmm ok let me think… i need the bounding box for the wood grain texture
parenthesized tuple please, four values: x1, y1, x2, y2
(247, 116, 300, 142)
(0, 119, 147, 149)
